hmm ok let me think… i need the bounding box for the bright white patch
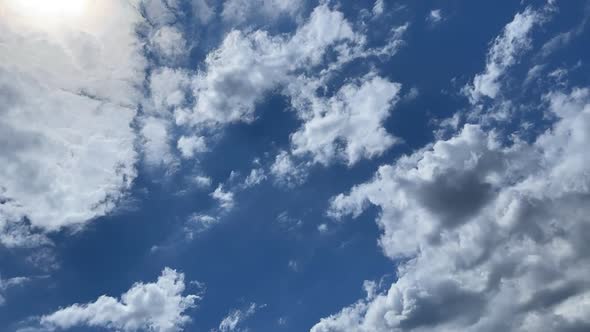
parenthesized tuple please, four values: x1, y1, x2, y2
(0, 0, 145, 245)
(5, 0, 88, 18)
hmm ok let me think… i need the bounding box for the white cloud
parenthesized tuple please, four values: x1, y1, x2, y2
(372, 0, 384, 17)
(191, 0, 215, 25)
(290, 74, 402, 165)
(0, 275, 30, 306)
(140, 116, 177, 168)
(313, 88, 590, 331)
(427, 9, 443, 24)
(177, 4, 357, 127)
(140, 67, 192, 168)
(211, 185, 235, 211)
(177, 135, 208, 159)
(0, 0, 145, 245)
(184, 214, 219, 239)
(150, 26, 187, 61)
(142, 0, 182, 27)
(539, 6, 588, 58)
(270, 151, 308, 187)
(41, 268, 198, 332)
(147, 67, 192, 114)
(466, 8, 546, 103)
(221, 0, 304, 24)
(191, 175, 213, 189)
(144, 3, 406, 180)
(243, 168, 267, 188)
(217, 303, 265, 332)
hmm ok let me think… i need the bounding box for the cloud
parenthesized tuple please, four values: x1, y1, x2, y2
(146, 67, 192, 114)
(217, 303, 265, 332)
(140, 3, 406, 178)
(178, 4, 357, 128)
(426, 9, 444, 25)
(150, 25, 188, 61)
(142, 0, 182, 27)
(184, 214, 219, 239)
(222, 0, 304, 25)
(177, 135, 208, 159)
(270, 151, 309, 187)
(0, 0, 146, 246)
(466, 7, 546, 103)
(190, 0, 215, 25)
(0, 275, 30, 306)
(140, 116, 177, 168)
(312, 88, 590, 331)
(41, 268, 199, 332)
(289, 74, 402, 165)
(191, 175, 213, 189)
(539, 4, 589, 58)
(211, 185, 235, 211)
(372, 0, 384, 17)
(243, 168, 267, 188)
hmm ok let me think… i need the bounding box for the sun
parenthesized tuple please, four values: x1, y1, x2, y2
(5, 0, 89, 20)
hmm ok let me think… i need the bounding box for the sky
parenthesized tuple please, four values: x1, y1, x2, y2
(0, 0, 589, 331)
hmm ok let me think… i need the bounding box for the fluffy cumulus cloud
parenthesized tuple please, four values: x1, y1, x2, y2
(312, 88, 590, 332)
(178, 4, 358, 127)
(290, 74, 401, 165)
(0, 0, 146, 246)
(41, 268, 199, 332)
(141, 2, 407, 179)
(177, 135, 208, 159)
(466, 7, 546, 103)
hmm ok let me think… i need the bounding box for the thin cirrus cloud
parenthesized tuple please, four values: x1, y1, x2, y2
(465, 6, 549, 104)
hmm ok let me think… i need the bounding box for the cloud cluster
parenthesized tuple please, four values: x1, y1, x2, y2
(41, 268, 199, 332)
(181, 4, 359, 127)
(312, 87, 590, 331)
(144, 3, 407, 184)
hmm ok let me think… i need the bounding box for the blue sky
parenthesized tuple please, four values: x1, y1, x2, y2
(1, 0, 589, 331)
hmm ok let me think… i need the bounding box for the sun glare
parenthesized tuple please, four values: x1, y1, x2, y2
(6, 0, 88, 19)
